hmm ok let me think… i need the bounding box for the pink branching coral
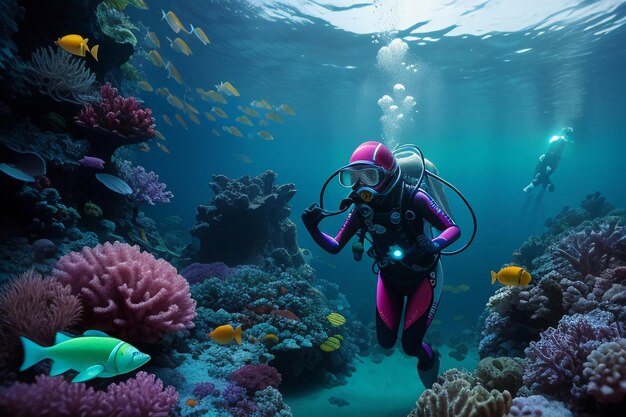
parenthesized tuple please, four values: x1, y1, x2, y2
(52, 242, 196, 343)
(0, 270, 82, 346)
(0, 371, 178, 417)
(75, 83, 155, 139)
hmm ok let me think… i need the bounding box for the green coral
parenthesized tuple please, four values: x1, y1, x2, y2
(120, 62, 140, 82)
(96, 3, 138, 46)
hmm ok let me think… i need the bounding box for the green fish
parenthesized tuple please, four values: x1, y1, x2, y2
(20, 330, 151, 383)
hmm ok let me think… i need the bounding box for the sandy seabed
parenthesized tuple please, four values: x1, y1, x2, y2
(283, 345, 480, 417)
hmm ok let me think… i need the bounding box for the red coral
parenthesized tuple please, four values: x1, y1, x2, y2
(75, 83, 155, 139)
(52, 242, 196, 344)
(229, 365, 282, 395)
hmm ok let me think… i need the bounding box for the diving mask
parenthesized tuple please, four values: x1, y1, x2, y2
(338, 166, 386, 188)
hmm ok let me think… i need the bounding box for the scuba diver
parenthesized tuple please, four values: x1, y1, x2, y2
(301, 141, 474, 389)
(523, 127, 573, 193)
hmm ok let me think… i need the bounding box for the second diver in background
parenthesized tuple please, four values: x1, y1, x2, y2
(523, 127, 574, 194)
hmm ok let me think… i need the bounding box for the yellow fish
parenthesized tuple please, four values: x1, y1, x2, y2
(55, 34, 99, 61)
(244, 107, 260, 118)
(207, 90, 227, 104)
(491, 266, 532, 286)
(236, 116, 253, 126)
(161, 10, 188, 34)
(166, 94, 185, 110)
(223, 126, 243, 138)
(174, 113, 188, 130)
(146, 31, 160, 48)
(204, 112, 216, 122)
(186, 112, 201, 125)
(156, 142, 170, 154)
(257, 130, 273, 141)
(251, 99, 272, 110)
(277, 104, 296, 116)
(216, 81, 240, 97)
(167, 36, 193, 56)
(259, 119, 269, 127)
(138, 228, 148, 243)
(327, 312, 346, 326)
(211, 128, 221, 137)
(138, 142, 150, 152)
(183, 102, 199, 115)
(165, 61, 184, 85)
(189, 24, 210, 45)
(233, 153, 252, 164)
(265, 112, 284, 124)
(138, 80, 153, 92)
(155, 87, 170, 96)
(148, 50, 165, 67)
(320, 335, 342, 352)
(162, 114, 173, 126)
(264, 334, 279, 343)
(212, 106, 227, 119)
(154, 130, 166, 140)
(208, 324, 242, 345)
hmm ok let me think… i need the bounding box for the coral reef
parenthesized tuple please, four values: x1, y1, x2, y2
(505, 395, 573, 417)
(475, 357, 525, 397)
(74, 84, 155, 160)
(96, 3, 138, 47)
(229, 364, 282, 395)
(583, 338, 626, 403)
(0, 371, 178, 417)
(188, 170, 300, 266)
(116, 159, 173, 206)
(523, 310, 623, 400)
(408, 369, 512, 417)
(52, 242, 196, 343)
(480, 195, 626, 359)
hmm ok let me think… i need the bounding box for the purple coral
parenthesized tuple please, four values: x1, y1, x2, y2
(192, 382, 220, 399)
(180, 262, 236, 284)
(116, 160, 173, 206)
(523, 311, 624, 399)
(229, 364, 282, 395)
(506, 395, 572, 417)
(219, 382, 257, 417)
(75, 83, 155, 139)
(555, 217, 626, 276)
(0, 372, 178, 417)
(52, 242, 196, 343)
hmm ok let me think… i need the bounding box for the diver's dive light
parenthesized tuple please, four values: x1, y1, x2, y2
(389, 245, 405, 261)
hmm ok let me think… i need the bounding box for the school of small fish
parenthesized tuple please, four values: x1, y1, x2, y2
(85, 7, 299, 161)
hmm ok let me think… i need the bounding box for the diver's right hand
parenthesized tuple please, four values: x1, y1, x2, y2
(302, 203, 325, 227)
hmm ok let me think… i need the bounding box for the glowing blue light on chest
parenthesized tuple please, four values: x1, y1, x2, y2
(388, 245, 404, 260)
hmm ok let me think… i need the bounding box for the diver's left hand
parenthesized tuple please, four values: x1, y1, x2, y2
(416, 235, 439, 256)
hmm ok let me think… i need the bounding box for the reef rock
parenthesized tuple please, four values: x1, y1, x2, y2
(189, 170, 300, 267)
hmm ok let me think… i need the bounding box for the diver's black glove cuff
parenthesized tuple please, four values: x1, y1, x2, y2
(301, 203, 325, 227)
(416, 235, 439, 256)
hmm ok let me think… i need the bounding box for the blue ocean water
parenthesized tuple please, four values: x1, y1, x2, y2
(130, 0, 626, 330)
(1, 1, 625, 416)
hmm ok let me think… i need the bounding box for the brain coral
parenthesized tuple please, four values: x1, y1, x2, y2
(52, 242, 196, 343)
(583, 338, 626, 403)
